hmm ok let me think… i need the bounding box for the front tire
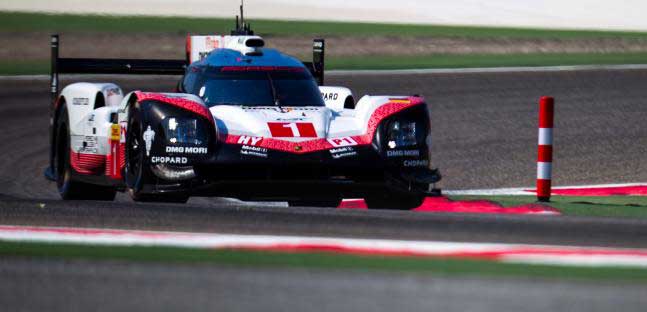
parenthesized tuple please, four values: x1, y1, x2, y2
(364, 193, 425, 210)
(55, 107, 116, 201)
(287, 198, 342, 208)
(124, 113, 188, 204)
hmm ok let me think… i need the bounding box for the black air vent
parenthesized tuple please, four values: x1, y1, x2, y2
(246, 39, 265, 47)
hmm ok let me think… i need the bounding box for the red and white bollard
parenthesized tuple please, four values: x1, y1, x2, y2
(537, 96, 554, 202)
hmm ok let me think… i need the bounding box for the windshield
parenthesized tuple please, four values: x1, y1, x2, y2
(188, 66, 325, 107)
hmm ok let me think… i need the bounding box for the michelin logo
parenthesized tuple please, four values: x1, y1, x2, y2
(330, 147, 357, 159)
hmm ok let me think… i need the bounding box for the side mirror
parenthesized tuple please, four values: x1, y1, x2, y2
(319, 86, 354, 112)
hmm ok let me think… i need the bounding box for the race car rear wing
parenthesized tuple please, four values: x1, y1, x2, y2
(50, 35, 325, 105)
(304, 39, 325, 86)
(49, 35, 186, 105)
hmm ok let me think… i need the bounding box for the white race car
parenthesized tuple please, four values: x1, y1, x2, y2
(45, 13, 440, 209)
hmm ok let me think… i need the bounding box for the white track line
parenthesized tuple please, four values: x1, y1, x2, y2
(444, 182, 647, 196)
(1, 225, 647, 268)
(3, 64, 647, 81)
(327, 64, 647, 76)
(444, 187, 532, 196)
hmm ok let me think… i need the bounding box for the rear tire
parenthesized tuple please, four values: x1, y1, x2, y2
(55, 107, 116, 201)
(364, 193, 425, 210)
(124, 113, 189, 204)
(128, 189, 189, 203)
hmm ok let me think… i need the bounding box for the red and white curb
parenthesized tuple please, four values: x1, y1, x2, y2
(445, 183, 647, 196)
(339, 197, 560, 215)
(1, 225, 646, 268)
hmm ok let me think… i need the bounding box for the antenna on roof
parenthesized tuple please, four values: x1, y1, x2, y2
(240, 0, 244, 26)
(231, 0, 254, 35)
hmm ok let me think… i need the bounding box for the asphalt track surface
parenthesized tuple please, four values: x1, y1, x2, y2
(2, 69, 647, 311)
(3, 258, 647, 312)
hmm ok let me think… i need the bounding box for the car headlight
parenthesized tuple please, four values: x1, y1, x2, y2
(386, 120, 418, 149)
(162, 117, 208, 145)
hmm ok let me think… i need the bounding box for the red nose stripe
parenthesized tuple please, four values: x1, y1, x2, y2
(135, 91, 213, 125)
(226, 96, 425, 154)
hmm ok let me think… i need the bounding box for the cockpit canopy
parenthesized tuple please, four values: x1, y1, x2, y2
(182, 65, 324, 107)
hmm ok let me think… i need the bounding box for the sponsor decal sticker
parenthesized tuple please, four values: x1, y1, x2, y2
(110, 124, 120, 141)
(241, 145, 268, 158)
(387, 150, 420, 157)
(268, 122, 317, 138)
(151, 156, 188, 164)
(143, 125, 155, 157)
(322, 92, 339, 101)
(403, 160, 429, 167)
(165, 146, 208, 155)
(237, 136, 263, 146)
(328, 137, 358, 148)
(275, 117, 307, 122)
(330, 147, 358, 159)
(79, 136, 98, 154)
(243, 107, 320, 112)
(72, 97, 89, 105)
